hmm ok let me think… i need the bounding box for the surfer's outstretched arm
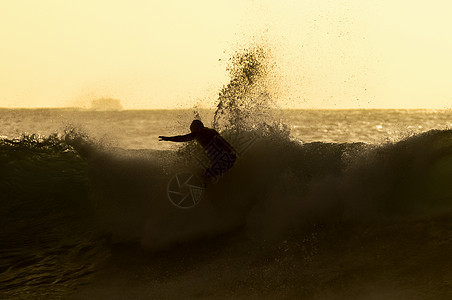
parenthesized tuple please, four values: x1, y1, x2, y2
(159, 133, 195, 142)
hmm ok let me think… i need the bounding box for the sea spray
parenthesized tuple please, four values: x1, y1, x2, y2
(2, 120, 452, 298)
(213, 46, 287, 135)
(2, 49, 452, 299)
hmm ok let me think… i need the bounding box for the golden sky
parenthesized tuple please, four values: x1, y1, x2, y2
(1, 0, 451, 109)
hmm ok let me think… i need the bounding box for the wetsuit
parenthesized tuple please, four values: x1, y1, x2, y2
(164, 128, 236, 178)
(165, 127, 237, 177)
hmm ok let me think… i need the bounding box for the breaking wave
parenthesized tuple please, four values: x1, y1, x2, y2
(1, 47, 451, 298)
(1, 125, 452, 298)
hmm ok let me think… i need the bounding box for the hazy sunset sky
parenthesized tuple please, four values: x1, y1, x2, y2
(1, 0, 451, 109)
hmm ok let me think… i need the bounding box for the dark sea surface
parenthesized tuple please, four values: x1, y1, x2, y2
(1, 108, 451, 299)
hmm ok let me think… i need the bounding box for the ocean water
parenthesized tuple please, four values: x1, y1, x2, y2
(1, 45, 452, 299)
(1, 108, 451, 148)
(1, 107, 451, 299)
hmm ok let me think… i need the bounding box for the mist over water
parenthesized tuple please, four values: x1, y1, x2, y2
(1, 48, 452, 299)
(1, 108, 450, 150)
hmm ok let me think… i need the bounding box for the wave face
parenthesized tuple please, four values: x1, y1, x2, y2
(0, 135, 109, 298)
(1, 128, 452, 298)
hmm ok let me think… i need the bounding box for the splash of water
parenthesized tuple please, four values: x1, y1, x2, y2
(212, 46, 287, 138)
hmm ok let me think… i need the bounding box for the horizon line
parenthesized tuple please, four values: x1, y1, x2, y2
(0, 106, 450, 111)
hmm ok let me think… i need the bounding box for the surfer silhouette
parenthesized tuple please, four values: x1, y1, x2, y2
(159, 120, 237, 180)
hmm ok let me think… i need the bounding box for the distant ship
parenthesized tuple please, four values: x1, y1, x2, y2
(90, 98, 123, 111)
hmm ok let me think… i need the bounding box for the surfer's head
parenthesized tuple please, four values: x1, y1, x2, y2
(190, 120, 204, 132)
